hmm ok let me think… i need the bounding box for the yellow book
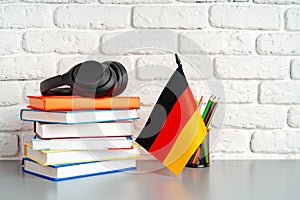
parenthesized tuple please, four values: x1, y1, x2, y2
(24, 143, 140, 166)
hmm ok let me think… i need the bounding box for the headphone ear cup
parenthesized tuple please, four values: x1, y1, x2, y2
(71, 61, 116, 97)
(102, 61, 128, 96)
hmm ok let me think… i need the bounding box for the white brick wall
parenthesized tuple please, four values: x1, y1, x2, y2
(0, 1, 300, 160)
(257, 33, 300, 55)
(288, 107, 300, 128)
(209, 5, 281, 30)
(136, 55, 212, 80)
(0, 133, 19, 157)
(0, 5, 51, 29)
(259, 81, 300, 104)
(0, 56, 56, 80)
(291, 59, 300, 79)
(213, 105, 285, 129)
(180, 31, 255, 55)
(251, 130, 300, 153)
(0, 82, 20, 106)
(0, 107, 31, 131)
(254, 0, 300, 4)
(285, 8, 300, 31)
(211, 129, 252, 153)
(214, 56, 289, 80)
(99, 0, 172, 3)
(23, 31, 99, 54)
(0, 32, 20, 55)
(55, 6, 131, 29)
(133, 6, 207, 29)
(101, 30, 178, 55)
(218, 81, 258, 103)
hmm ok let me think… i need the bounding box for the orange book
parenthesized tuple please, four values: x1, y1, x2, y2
(27, 96, 140, 111)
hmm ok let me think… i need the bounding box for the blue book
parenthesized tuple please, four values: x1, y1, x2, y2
(20, 109, 139, 124)
(22, 158, 136, 182)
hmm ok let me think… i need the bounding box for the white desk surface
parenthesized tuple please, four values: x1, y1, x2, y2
(0, 160, 299, 200)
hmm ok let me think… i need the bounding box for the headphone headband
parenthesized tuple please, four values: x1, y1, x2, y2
(40, 75, 65, 95)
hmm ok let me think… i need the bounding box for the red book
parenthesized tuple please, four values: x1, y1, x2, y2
(27, 96, 140, 111)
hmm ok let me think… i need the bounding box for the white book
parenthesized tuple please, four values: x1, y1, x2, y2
(23, 158, 136, 181)
(20, 109, 139, 124)
(24, 143, 140, 165)
(31, 136, 133, 150)
(35, 122, 133, 139)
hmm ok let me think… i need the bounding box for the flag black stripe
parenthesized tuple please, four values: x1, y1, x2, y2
(136, 66, 189, 151)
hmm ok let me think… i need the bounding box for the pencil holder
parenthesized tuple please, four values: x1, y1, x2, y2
(186, 129, 210, 168)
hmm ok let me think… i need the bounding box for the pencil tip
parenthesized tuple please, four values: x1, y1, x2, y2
(199, 96, 203, 102)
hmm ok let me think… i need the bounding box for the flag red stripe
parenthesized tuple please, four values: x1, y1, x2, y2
(148, 87, 197, 161)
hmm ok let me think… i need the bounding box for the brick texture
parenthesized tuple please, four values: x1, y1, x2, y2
(0, 133, 19, 157)
(291, 59, 300, 79)
(214, 105, 285, 129)
(180, 31, 254, 55)
(0, 82, 20, 106)
(101, 30, 178, 55)
(259, 81, 300, 104)
(288, 107, 300, 128)
(211, 130, 252, 153)
(254, 0, 300, 4)
(133, 6, 207, 29)
(55, 6, 131, 29)
(257, 33, 300, 56)
(0, 107, 32, 131)
(0, 32, 20, 55)
(210, 5, 280, 30)
(100, 0, 172, 3)
(136, 55, 212, 80)
(23, 31, 99, 54)
(215, 56, 289, 80)
(285, 8, 300, 31)
(0, 5, 51, 29)
(251, 130, 300, 153)
(0, 56, 56, 80)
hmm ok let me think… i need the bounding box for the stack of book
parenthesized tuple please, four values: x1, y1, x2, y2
(20, 95, 140, 181)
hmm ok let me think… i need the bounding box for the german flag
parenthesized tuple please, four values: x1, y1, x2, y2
(135, 55, 207, 175)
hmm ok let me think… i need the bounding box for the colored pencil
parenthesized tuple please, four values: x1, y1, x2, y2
(200, 96, 214, 164)
(206, 98, 219, 128)
(203, 98, 219, 163)
(204, 96, 216, 125)
(192, 145, 201, 164)
(198, 96, 203, 112)
(202, 96, 213, 120)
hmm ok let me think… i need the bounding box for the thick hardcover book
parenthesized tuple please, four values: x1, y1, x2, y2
(24, 143, 140, 165)
(34, 122, 133, 139)
(20, 109, 139, 124)
(22, 158, 136, 181)
(27, 96, 140, 111)
(31, 136, 133, 150)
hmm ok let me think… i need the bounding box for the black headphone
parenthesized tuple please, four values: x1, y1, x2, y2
(40, 60, 128, 98)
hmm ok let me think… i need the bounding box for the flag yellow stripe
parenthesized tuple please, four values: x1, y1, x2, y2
(162, 110, 207, 175)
